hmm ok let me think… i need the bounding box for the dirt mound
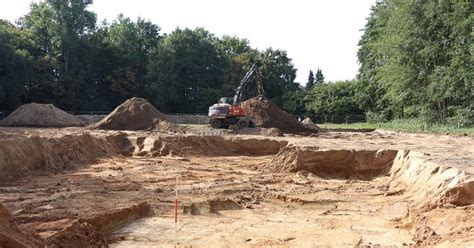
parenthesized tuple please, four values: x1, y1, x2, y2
(90, 97, 181, 132)
(241, 98, 318, 134)
(262, 145, 397, 180)
(0, 103, 84, 127)
(301, 117, 323, 132)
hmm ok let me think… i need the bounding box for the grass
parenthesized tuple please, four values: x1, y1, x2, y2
(322, 119, 474, 136)
(178, 120, 474, 136)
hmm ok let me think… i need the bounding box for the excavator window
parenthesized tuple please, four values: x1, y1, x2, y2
(219, 97, 234, 105)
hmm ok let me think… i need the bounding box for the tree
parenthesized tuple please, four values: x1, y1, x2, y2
(306, 70, 315, 90)
(215, 35, 257, 96)
(107, 15, 161, 103)
(356, 0, 473, 125)
(22, 0, 97, 109)
(0, 20, 32, 110)
(315, 68, 325, 84)
(146, 28, 225, 113)
(282, 86, 306, 115)
(305, 80, 363, 115)
(256, 48, 297, 106)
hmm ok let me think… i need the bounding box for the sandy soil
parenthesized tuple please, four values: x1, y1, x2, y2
(0, 127, 472, 247)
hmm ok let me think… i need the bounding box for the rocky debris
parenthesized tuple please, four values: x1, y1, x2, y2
(241, 98, 318, 134)
(90, 97, 184, 133)
(0, 103, 84, 127)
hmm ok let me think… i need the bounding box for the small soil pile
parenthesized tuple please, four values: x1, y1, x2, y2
(241, 98, 318, 134)
(0, 103, 84, 127)
(90, 97, 182, 132)
(302, 117, 323, 132)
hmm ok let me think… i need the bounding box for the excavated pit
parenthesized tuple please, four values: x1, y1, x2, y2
(262, 145, 398, 180)
(0, 131, 473, 247)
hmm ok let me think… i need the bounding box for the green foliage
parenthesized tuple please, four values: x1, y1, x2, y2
(282, 86, 306, 115)
(305, 80, 363, 115)
(146, 28, 225, 113)
(1, 1, 299, 114)
(257, 49, 297, 106)
(357, 0, 473, 125)
(323, 120, 474, 136)
(314, 68, 324, 85)
(0, 20, 33, 109)
(306, 70, 315, 90)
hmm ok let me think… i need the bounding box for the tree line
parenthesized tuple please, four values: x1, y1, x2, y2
(0, 0, 472, 126)
(288, 0, 472, 126)
(0, 0, 300, 113)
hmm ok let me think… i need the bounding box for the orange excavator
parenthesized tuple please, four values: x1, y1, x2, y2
(208, 64, 265, 129)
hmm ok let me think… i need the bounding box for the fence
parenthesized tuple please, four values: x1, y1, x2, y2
(164, 113, 210, 125)
(0, 110, 212, 125)
(293, 115, 366, 124)
(0, 110, 364, 125)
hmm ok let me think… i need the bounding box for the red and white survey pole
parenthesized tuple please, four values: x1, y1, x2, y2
(174, 175, 179, 248)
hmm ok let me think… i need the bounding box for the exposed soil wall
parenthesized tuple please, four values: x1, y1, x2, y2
(44, 202, 151, 247)
(0, 133, 130, 181)
(262, 145, 397, 179)
(131, 135, 288, 157)
(0, 203, 39, 248)
(388, 150, 474, 207)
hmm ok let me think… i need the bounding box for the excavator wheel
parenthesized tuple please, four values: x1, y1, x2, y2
(210, 118, 222, 129)
(236, 118, 249, 129)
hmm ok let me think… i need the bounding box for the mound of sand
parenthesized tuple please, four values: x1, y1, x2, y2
(90, 97, 182, 132)
(0, 103, 84, 127)
(302, 117, 323, 132)
(241, 98, 318, 134)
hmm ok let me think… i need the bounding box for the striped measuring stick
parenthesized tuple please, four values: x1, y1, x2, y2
(174, 175, 179, 248)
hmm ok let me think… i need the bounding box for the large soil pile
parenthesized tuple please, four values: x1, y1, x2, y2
(241, 98, 318, 134)
(90, 97, 181, 132)
(0, 103, 84, 127)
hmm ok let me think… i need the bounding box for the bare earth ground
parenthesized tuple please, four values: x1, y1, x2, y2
(0, 127, 473, 247)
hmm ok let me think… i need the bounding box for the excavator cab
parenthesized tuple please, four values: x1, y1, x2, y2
(218, 97, 234, 105)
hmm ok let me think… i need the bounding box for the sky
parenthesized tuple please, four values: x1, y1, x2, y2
(0, 0, 376, 84)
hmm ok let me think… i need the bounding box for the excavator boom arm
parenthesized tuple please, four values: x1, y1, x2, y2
(233, 64, 265, 106)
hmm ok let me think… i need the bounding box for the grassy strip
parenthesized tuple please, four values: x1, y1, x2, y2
(321, 119, 474, 136)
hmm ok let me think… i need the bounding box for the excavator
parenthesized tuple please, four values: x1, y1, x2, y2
(208, 64, 265, 129)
